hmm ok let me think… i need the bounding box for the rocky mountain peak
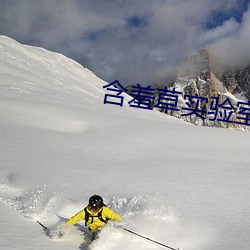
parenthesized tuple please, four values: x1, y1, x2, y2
(177, 48, 210, 78)
(124, 48, 249, 130)
(156, 49, 250, 130)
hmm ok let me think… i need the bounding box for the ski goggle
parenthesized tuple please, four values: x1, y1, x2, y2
(90, 204, 101, 211)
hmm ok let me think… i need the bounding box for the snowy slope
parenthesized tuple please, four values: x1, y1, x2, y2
(0, 36, 250, 250)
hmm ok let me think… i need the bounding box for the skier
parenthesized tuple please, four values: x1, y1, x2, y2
(66, 194, 121, 239)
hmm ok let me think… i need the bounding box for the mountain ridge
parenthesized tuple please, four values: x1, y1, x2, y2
(130, 48, 250, 130)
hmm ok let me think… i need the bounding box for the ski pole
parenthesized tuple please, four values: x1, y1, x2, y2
(37, 220, 48, 231)
(122, 227, 180, 250)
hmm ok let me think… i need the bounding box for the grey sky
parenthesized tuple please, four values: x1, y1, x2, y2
(0, 0, 249, 86)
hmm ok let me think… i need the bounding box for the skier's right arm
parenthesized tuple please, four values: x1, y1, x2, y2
(67, 209, 85, 225)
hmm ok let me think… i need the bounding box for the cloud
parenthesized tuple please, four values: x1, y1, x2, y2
(209, 3, 250, 69)
(0, 0, 249, 86)
(200, 18, 240, 45)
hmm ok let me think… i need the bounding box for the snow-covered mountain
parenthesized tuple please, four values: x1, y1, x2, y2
(0, 36, 250, 250)
(142, 49, 250, 130)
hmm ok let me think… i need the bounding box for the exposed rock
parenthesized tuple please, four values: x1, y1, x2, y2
(153, 49, 250, 130)
(124, 48, 250, 130)
(216, 66, 250, 100)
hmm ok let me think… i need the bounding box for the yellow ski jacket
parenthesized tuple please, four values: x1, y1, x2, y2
(67, 206, 121, 233)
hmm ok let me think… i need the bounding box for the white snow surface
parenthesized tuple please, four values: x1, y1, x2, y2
(0, 35, 250, 250)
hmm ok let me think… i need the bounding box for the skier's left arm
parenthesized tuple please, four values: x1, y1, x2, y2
(104, 207, 122, 222)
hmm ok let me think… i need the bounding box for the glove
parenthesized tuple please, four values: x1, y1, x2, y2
(56, 230, 64, 238)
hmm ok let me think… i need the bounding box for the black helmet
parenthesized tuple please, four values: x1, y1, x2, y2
(89, 195, 104, 210)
